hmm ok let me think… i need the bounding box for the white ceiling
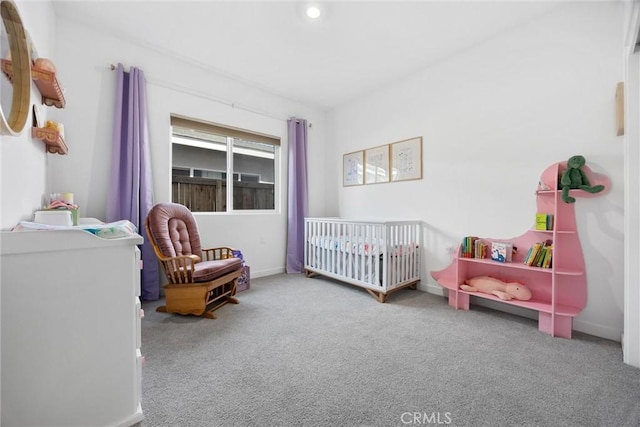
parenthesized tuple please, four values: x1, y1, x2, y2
(51, 0, 565, 111)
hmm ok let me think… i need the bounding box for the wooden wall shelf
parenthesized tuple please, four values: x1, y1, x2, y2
(32, 127, 68, 155)
(31, 66, 66, 108)
(1, 59, 66, 108)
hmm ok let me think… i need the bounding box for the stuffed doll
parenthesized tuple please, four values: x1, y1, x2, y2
(460, 276, 532, 301)
(560, 155, 605, 203)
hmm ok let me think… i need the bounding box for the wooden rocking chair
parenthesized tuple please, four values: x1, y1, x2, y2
(145, 202, 243, 319)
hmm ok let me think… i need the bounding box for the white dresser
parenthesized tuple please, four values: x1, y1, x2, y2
(1, 228, 144, 426)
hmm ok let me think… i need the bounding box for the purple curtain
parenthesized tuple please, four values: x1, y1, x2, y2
(107, 63, 159, 300)
(286, 118, 309, 273)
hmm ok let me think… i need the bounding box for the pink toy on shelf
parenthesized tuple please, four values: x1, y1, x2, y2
(461, 276, 532, 301)
(432, 158, 610, 339)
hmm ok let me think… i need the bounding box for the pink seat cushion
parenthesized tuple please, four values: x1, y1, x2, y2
(193, 257, 243, 283)
(147, 202, 243, 283)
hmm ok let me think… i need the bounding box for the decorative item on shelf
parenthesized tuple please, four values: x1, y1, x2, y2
(536, 180, 551, 193)
(1, 56, 66, 108)
(460, 276, 532, 301)
(42, 192, 79, 225)
(31, 57, 65, 108)
(32, 119, 68, 154)
(45, 119, 64, 137)
(34, 57, 55, 73)
(559, 155, 605, 204)
(490, 241, 513, 263)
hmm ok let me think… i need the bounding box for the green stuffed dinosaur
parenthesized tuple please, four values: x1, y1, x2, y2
(560, 155, 605, 203)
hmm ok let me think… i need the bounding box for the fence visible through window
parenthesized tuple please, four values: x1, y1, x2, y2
(170, 115, 278, 212)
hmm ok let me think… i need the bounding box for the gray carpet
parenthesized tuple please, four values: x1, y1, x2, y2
(140, 273, 640, 427)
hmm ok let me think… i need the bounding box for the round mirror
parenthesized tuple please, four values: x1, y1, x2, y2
(0, 0, 30, 135)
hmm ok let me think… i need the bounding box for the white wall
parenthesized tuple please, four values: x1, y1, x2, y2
(47, 15, 327, 278)
(0, 1, 57, 421)
(327, 2, 625, 341)
(0, 0, 56, 229)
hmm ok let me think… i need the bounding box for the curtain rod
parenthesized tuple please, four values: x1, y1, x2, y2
(108, 64, 312, 127)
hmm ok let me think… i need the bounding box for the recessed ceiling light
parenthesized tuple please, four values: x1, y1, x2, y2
(306, 6, 321, 19)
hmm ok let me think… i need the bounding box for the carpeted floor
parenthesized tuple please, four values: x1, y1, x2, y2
(140, 273, 640, 427)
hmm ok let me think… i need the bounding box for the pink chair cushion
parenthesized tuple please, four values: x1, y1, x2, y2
(147, 203, 202, 258)
(193, 257, 243, 283)
(147, 202, 243, 283)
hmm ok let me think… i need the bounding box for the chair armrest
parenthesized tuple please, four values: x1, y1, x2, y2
(156, 254, 200, 284)
(202, 247, 236, 261)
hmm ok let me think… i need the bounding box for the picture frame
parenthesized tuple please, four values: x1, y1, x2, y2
(343, 150, 364, 186)
(365, 144, 390, 184)
(390, 136, 422, 182)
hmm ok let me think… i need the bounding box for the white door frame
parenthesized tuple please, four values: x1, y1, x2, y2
(623, 1, 640, 368)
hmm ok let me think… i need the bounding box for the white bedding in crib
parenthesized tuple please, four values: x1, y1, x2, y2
(307, 235, 416, 256)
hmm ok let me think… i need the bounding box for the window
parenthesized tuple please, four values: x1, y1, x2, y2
(170, 116, 279, 212)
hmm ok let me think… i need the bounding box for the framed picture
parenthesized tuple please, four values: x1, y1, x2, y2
(343, 150, 364, 186)
(365, 144, 390, 184)
(391, 137, 422, 182)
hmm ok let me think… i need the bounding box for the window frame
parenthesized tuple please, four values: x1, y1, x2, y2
(170, 115, 280, 214)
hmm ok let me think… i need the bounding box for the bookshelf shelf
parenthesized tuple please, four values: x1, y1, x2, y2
(432, 160, 610, 339)
(531, 229, 554, 234)
(459, 256, 554, 274)
(555, 268, 584, 276)
(32, 127, 68, 155)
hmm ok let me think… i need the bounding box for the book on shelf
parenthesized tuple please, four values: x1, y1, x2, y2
(542, 245, 553, 268)
(524, 242, 541, 266)
(459, 236, 488, 259)
(461, 236, 481, 258)
(535, 213, 554, 231)
(535, 247, 547, 267)
(524, 239, 553, 268)
(533, 244, 546, 266)
(474, 239, 487, 259)
(491, 241, 513, 263)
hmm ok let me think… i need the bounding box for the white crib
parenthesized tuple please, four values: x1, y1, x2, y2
(304, 218, 421, 302)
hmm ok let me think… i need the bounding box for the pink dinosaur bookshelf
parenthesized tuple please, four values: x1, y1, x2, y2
(431, 159, 610, 338)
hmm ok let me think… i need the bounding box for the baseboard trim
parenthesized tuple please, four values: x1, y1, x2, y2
(252, 267, 285, 279)
(423, 283, 447, 296)
(573, 318, 622, 342)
